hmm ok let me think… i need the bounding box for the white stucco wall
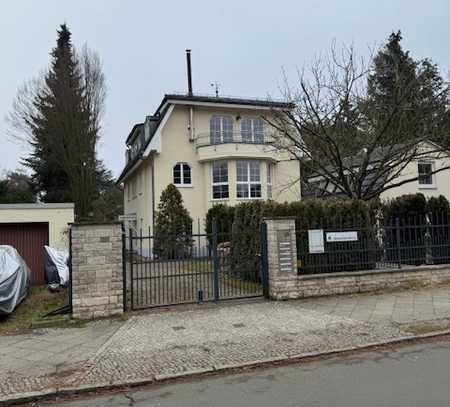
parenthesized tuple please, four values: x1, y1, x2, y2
(123, 103, 302, 237)
(0, 203, 75, 249)
(380, 152, 450, 202)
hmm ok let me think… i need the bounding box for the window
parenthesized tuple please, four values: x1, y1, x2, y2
(236, 160, 261, 199)
(210, 116, 233, 144)
(241, 118, 264, 143)
(267, 163, 273, 199)
(173, 163, 192, 186)
(418, 162, 433, 186)
(212, 161, 229, 199)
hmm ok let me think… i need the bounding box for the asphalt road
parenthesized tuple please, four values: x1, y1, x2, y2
(40, 340, 450, 407)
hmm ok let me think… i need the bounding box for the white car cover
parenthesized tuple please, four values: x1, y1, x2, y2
(44, 246, 69, 287)
(0, 245, 30, 315)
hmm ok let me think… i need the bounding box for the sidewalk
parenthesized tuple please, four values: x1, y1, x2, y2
(1, 285, 450, 403)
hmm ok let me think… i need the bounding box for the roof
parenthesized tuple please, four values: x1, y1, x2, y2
(0, 203, 75, 210)
(125, 123, 144, 145)
(156, 93, 294, 113)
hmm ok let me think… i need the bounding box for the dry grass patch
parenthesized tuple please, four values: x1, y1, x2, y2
(0, 285, 69, 335)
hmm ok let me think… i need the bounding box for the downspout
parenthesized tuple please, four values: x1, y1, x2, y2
(189, 106, 194, 141)
(150, 154, 155, 233)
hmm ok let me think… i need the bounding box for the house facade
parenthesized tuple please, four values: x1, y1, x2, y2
(117, 94, 301, 235)
(302, 141, 450, 202)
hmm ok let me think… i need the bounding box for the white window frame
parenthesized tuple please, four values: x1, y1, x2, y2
(210, 115, 233, 144)
(236, 160, 262, 199)
(418, 161, 435, 188)
(211, 161, 229, 200)
(173, 162, 193, 187)
(267, 163, 273, 199)
(240, 117, 264, 143)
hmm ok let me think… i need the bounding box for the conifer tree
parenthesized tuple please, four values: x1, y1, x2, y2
(153, 184, 193, 259)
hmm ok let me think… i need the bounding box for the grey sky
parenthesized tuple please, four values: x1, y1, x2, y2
(1, 0, 449, 177)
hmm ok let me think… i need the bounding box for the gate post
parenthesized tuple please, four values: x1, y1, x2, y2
(260, 222, 270, 298)
(71, 223, 124, 319)
(212, 219, 220, 302)
(264, 218, 298, 300)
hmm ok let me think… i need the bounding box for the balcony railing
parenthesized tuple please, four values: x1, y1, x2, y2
(195, 131, 274, 148)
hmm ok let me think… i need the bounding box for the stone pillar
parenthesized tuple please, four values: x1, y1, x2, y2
(71, 223, 123, 319)
(264, 218, 298, 300)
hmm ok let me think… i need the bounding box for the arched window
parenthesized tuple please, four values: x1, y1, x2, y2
(210, 115, 233, 144)
(173, 162, 192, 186)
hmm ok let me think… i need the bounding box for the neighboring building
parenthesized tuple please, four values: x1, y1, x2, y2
(117, 93, 301, 237)
(0, 202, 75, 284)
(302, 141, 450, 202)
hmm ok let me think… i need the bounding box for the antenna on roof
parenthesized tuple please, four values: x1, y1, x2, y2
(210, 82, 220, 97)
(186, 49, 193, 96)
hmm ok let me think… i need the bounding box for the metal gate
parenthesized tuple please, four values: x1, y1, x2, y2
(125, 222, 269, 310)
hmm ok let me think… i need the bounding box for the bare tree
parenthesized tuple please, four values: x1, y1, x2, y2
(266, 44, 450, 201)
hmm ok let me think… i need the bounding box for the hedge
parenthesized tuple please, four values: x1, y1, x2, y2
(206, 199, 375, 277)
(381, 194, 450, 265)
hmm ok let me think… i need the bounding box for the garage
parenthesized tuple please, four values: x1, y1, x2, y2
(0, 223, 49, 284)
(0, 203, 74, 285)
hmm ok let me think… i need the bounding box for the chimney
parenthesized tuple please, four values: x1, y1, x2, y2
(186, 49, 193, 96)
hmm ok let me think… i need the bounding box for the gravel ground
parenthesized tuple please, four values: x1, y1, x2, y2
(73, 301, 407, 386)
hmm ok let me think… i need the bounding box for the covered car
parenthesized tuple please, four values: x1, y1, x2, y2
(44, 246, 69, 288)
(0, 245, 30, 315)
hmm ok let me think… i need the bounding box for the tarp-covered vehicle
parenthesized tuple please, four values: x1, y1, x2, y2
(44, 246, 69, 290)
(0, 245, 30, 315)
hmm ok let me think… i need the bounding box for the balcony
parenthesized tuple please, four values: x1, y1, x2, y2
(195, 131, 278, 162)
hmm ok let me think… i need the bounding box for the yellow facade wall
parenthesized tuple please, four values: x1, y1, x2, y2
(0, 203, 75, 249)
(123, 104, 301, 236)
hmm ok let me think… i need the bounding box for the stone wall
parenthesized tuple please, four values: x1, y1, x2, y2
(265, 218, 450, 300)
(71, 223, 124, 319)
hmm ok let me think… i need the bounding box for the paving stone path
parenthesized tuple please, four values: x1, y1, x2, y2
(1, 285, 450, 401)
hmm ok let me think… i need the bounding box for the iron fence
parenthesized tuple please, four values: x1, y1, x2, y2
(124, 220, 267, 309)
(296, 214, 450, 275)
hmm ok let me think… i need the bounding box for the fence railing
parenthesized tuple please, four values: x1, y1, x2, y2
(195, 131, 274, 148)
(124, 221, 266, 309)
(297, 217, 450, 275)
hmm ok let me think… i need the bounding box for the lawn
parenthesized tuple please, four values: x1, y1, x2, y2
(0, 285, 69, 335)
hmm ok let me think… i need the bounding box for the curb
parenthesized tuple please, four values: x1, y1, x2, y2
(2, 329, 450, 406)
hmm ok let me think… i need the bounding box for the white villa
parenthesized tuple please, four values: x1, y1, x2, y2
(117, 52, 301, 234)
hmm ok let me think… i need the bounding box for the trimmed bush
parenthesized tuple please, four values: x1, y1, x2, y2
(153, 184, 193, 259)
(206, 199, 376, 277)
(382, 194, 450, 265)
(205, 204, 235, 244)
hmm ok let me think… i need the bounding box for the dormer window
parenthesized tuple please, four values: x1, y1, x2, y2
(210, 116, 233, 144)
(173, 162, 192, 186)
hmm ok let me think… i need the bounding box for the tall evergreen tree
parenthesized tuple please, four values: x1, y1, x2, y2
(21, 25, 100, 219)
(367, 31, 450, 145)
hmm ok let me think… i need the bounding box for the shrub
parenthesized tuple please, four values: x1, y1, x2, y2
(153, 184, 193, 259)
(205, 204, 235, 244)
(382, 194, 450, 265)
(205, 199, 375, 277)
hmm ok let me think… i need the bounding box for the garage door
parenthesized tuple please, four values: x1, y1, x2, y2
(0, 223, 49, 285)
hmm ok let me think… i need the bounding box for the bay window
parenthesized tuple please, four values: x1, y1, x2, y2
(236, 160, 261, 198)
(212, 161, 229, 199)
